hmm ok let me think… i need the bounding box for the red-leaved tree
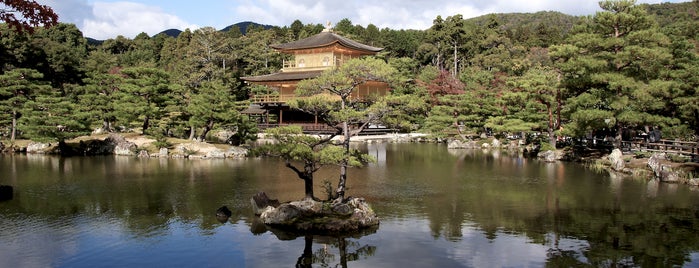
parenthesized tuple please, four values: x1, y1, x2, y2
(1, 0, 58, 32)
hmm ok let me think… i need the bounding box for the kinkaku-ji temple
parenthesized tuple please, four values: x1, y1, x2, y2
(241, 23, 391, 134)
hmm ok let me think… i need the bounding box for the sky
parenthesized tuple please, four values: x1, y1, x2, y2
(36, 0, 691, 40)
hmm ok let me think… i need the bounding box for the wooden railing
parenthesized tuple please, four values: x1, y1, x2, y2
(257, 123, 339, 134)
(622, 139, 699, 157)
(634, 139, 699, 156)
(249, 94, 297, 103)
(250, 93, 345, 104)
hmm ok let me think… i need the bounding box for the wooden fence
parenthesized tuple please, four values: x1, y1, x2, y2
(623, 139, 699, 158)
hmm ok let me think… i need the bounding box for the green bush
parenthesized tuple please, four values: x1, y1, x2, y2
(634, 151, 654, 159)
(667, 154, 690, 163)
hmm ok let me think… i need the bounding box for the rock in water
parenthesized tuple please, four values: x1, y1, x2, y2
(0, 185, 13, 201)
(216, 206, 232, 217)
(251, 192, 280, 215)
(216, 206, 232, 223)
(608, 149, 625, 171)
(258, 195, 379, 233)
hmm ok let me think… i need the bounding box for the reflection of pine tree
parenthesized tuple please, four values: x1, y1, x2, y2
(295, 235, 377, 268)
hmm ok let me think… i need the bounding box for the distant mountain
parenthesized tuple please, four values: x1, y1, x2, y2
(156, 28, 183, 38)
(152, 21, 274, 39)
(86, 21, 276, 42)
(86, 37, 103, 46)
(221, 21, 275, 34)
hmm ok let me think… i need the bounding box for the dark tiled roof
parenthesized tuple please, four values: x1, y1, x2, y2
(241, 70, 323, 82)
(270, 31, 382, 53)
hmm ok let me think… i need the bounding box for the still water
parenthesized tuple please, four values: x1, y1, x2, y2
(1, 143, 698, 267)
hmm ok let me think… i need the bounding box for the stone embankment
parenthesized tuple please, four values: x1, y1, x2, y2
(5, 133, 248, 159)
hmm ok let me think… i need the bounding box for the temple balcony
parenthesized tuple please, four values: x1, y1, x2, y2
(250, 94, 297, 104)
(281, 56, 348, 72)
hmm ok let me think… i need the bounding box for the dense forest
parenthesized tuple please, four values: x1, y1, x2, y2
(1, 0, 698, 149)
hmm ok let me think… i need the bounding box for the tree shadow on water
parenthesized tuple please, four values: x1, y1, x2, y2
(250, 217, 378, 268)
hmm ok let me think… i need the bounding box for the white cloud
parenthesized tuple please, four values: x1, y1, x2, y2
(39, 0, 94, 24)
(38, 0, 695, 39)
(39, 1, 199, 39)
(84, 2, 199, 39)
(233, 0, 691, 31)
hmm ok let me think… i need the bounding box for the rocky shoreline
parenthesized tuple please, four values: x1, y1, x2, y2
(1, 133, 248, 159)
(2, 132, 697, 187)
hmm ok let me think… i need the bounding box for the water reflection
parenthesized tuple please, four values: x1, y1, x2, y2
(1, 145, 699, 267)
(248, 213, 378, 267)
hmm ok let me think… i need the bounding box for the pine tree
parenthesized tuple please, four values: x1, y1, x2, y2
(118, 67, 172, 134)
(19, 81, 90, 142)
(0, 68, 45, 141)
(550, 0, 673, 147)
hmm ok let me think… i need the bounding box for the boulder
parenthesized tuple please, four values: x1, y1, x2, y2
(26, 142, 51, 154)
(608, 149, 625, 171)
(216, 206, 232, 223)
(257, 195, 379, 233)
(0, 185, 12, 201)
(111, 134, 137, 156)
(447, 139, 478, 149)
(648, 153, 665, 177)
(537, 150, 559, 163)
(205, 149, 226, 159)
(225, 147, 248, 158)
(659, 166, 680, 183)
(491, 138, 501, 148)
(648, 153, 680, 183)
(251, 192, 280, 215)
(137, 150, 149, 158)
(689, 178, 699, 187)
(447, 140, 466, 149)
(158, 148, 168, 157)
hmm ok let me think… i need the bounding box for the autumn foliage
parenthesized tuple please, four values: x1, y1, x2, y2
(1, 0, 58, 32)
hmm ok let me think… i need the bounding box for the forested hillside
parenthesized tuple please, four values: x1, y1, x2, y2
(1, 0, 697, 148)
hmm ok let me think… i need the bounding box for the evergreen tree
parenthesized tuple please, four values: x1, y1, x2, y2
(0, 68, 45, 141)
(295, 57, 396, 200)
(79, 72, 123, 132)
(118, 67, 172, 134)
(187, 80, 239, 140)
(19, 82, 90, 142)
(550, 0, 673, 147)
(256, 126, 371, 200)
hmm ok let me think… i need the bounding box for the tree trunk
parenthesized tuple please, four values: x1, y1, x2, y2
(338, 237, 348, 268)
(336, 98, 349, 200)
(102, 120, 112, 132)
(296, 235, 313, 267)
(547, 103, 556, 148)
(11, 110, 17, 142)
(199, 120, 215, 141)
(453, 42, 458, 77)
(188, 125, 196, 140)
(614, 125, 623, 149)
(303, 163, 315, 199)
(142, 115, 150, 134)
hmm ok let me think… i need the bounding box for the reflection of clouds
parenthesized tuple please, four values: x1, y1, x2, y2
(352, 219, 564, 267)
(447, 225, 550, 267)
(0, 215, 80, 268)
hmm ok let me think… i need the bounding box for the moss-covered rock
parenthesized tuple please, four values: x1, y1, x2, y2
(258, 196, 379, 233)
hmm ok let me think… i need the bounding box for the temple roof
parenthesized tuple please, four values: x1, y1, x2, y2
(270, 31, 382, 53)
(241, 70, 323, 82)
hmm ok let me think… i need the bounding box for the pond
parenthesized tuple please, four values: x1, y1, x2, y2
(1, 143, 698, 267)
